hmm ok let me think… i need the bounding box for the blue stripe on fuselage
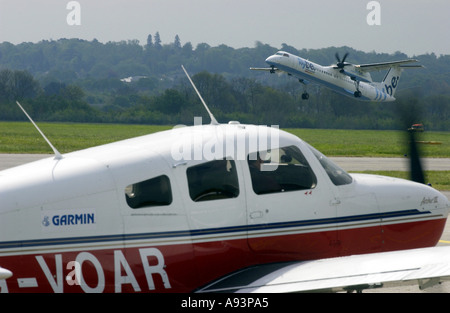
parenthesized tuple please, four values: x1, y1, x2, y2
(0, 209, 432, 250)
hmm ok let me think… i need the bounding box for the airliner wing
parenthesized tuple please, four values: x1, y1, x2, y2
(196, 246, 450, 293)
(356, 59, 422, 72)
(250, 67, 312, 85)
(250, 67, 281, 73)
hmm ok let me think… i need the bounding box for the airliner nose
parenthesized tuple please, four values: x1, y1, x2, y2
(265, 56, 273, 63)
(265, 55, 277, 66)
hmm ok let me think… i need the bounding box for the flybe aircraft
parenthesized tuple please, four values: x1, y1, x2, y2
(251, 51, 422, 101)
(0, 66, 449, 294)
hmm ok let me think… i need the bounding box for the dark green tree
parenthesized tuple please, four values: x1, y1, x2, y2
(174, 35, 181, 49)
(146, 34, 153, 48)
(154, 32, 162, 49)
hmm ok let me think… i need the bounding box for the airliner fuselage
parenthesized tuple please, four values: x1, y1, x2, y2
(252, 51, 421, 101)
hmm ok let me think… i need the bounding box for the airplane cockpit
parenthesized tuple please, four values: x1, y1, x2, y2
(275, 51, 290, 57)
(247, 145, 317, 195)
(305, 143, 353, 186)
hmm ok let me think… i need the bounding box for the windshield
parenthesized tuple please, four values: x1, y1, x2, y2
(247, 145, 317, 195)
(306, 143, 353, 186)
(275, 52, 289, 57)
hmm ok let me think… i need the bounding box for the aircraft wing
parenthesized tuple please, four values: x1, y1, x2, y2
(196, 246, 450, 293)
(0, 267, 12, 280)
(356, 59, 422, 72)
(250, 67, 281, 73)
(249, 67, 312, 85)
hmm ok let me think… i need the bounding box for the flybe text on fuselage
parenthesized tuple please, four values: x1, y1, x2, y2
(298, 58, 317, 74)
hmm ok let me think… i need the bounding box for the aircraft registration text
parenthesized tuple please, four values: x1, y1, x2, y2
(0, 247, 171, 293)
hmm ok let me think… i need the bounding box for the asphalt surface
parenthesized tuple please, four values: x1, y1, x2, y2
(2, 154, 450, 171)
(331, 156, 450, 171)
(0, 154, 50, 171)
(1, 153, 449, 199)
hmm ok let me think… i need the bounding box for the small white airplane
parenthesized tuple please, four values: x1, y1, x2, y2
(251, 51, 422, 101)
(0, 66, 449, 293)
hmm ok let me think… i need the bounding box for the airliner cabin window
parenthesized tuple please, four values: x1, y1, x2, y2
(247, 146, 317, 195)
(125, 175, 172, 209)
(187, 159, 239, 202)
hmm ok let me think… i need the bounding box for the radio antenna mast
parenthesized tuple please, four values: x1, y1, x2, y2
(181, 65, 219, 125)
(16, 101, 63, 160)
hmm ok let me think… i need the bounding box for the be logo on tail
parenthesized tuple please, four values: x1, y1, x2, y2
(385, 75, 400, 96)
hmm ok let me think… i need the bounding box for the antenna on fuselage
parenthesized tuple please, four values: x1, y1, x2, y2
(16, 101, 63, 160)
(181, 65, 219, 125)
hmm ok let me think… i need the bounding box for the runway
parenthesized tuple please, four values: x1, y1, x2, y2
(1, 153, 450, 293)
(2, 154, 450, 171)
(331, 156, 450, 171)
(0, 154, 50, 171)
(1, 154, 449, 199)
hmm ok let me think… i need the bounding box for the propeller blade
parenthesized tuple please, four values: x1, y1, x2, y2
(341, 52, 349, 63)
(408, 129, 425, 184)
(335, 52, 350, 68)
(396, 96, 426, 184)
(335, 52, 341, 63)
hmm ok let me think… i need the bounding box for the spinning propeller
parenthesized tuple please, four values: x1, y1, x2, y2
(335, 52, 350, 71)
(408, 128, 425, 184)
(396, 97, 425, 184)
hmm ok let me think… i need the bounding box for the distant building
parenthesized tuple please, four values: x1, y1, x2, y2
(408, 123, 424, 132)
(120, 76, 148, 83)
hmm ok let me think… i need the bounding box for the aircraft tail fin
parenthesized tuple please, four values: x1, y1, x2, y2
(377, 66, 403, 97)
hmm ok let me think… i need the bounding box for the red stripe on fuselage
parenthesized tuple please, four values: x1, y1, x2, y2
(0, 218, 446, 293)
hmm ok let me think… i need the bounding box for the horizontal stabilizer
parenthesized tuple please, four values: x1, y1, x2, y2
(399, 64, 425, 69)
(357, 59, 422, 72)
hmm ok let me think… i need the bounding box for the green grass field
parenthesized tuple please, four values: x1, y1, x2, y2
(1, 121, 449, 190)
(0, 122, 450, 190)
(286, 128, 450, 158)
(0, 122, 171, 154)
(1, 121, 449, 157)
(352, 171, 450, 191)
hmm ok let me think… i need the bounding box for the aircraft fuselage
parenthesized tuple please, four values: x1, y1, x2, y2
(265, 52, 397, 101)
(0, 124, 448, 292)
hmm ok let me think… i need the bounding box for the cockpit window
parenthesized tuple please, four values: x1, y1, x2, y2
(187, 158, 239, 202)
(276, 52, 289, 57)
(306, 144, 353, 186)
(125, 175, 173, 209)
(247, 145, 317, 195)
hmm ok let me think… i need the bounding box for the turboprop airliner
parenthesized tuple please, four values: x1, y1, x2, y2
(0, 66, 449, 294)
(251, 51, 422, 101)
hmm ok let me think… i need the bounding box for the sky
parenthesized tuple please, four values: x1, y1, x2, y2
(0, 0, 449, 57)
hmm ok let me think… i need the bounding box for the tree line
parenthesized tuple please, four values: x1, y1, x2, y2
(0, 35, 449, 130)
